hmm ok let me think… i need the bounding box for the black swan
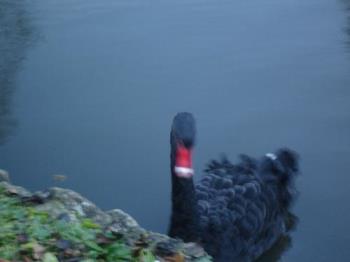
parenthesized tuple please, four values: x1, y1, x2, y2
(168, 112, 299, 261)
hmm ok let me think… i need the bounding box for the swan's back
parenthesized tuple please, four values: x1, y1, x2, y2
(196, 148, 299, 261)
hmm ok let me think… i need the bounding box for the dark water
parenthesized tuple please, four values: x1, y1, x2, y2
(1, 0, 350, 260)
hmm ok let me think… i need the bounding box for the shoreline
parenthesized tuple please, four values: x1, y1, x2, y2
(0, 172, 210, 262)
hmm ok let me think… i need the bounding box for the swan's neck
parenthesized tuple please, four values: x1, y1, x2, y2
(168, 145, 200, 242)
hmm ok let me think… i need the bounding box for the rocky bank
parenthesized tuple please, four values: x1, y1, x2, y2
(0, 170, 211, 262)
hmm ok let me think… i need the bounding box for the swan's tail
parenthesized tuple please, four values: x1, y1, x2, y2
(260, 148, 300, 212)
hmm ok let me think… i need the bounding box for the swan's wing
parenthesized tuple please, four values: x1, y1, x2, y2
(195, 155, 285, 259)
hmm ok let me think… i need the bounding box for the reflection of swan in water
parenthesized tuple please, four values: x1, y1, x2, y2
(168, 112, 299, 261)
(0, 1, 37, 144)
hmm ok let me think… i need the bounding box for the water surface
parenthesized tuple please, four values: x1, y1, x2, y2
(1, 0, 350, 260)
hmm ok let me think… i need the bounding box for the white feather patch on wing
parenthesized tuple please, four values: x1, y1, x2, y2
(265, 153, 277, 160)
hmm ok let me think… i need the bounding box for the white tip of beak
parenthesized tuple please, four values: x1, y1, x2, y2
(174, 166, 194, 178)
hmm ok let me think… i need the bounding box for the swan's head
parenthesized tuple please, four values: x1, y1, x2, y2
(171, 112, 196, 178)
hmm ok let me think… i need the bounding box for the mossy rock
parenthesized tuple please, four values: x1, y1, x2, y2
(0, 180, 211, 261)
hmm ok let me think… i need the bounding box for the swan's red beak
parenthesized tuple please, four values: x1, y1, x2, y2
(174, 144, 194, 178)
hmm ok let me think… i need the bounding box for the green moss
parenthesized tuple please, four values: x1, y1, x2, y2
(0, 185, 155, 261)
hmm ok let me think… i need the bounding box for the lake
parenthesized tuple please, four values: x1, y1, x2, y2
(1, 0, 350, 260)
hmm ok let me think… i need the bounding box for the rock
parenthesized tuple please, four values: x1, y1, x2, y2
(35, 187, 111, 225)
(0, 179, 211, 261)
(0, 169, 9, 182)
(155, 239, 180, 257)
(183, 243, 208, 259)
(107, 209, 139, 228)
(0, 181, 32, 198)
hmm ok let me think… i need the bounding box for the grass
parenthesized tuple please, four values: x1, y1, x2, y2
(0, 185, 156, 262)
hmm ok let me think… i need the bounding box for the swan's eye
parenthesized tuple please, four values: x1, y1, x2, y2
(182, 137, 194, 148)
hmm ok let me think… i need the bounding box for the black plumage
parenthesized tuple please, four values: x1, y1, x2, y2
(168, 112, 299, 261)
